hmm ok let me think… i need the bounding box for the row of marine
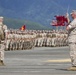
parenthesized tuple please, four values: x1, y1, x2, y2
(5, 29, 36, 51)
(35, 30, 68, 47)
(4, 29, 68, 51)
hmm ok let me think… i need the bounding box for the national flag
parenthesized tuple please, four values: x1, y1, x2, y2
(51, 20, 58, 26)
(55, 15, 68, 26)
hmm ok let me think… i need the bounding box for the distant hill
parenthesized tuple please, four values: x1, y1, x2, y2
(3, 17, 51, 30)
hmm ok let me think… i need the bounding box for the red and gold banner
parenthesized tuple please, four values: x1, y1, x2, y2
(20, 25, 26, 31)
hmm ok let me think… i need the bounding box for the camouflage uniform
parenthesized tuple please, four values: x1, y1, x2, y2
(68, 18, 76, 66)
(51, 33, 56, 47)
(46, 33, 52, 47)
(0, 25, 5, 40)
(36, 33, 42, 47)
(0, 17, 6, 65)
(0, 41, 5, 65)
(0, 41, 5, 60)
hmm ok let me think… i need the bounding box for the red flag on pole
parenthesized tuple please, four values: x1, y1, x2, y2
(20, 25, 26, 31)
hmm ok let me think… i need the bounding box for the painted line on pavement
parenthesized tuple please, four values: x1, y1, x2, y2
(45, 59, 71, 63)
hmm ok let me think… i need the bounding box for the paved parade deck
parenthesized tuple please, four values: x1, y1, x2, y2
(0, 47, 76, 75)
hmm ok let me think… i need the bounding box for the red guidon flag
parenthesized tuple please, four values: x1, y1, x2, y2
(55, 15, 68, 26)
(20, 25, 26, 31)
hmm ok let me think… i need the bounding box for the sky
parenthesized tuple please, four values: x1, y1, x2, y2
(0, 0, 76, 15)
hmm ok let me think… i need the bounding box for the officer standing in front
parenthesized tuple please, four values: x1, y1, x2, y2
(0, 17, 6, 65)
(66, 10, 76, 70)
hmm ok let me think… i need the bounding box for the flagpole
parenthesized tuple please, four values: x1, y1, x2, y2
(65, 5, 70, 31)
(56, 26, 58, 31)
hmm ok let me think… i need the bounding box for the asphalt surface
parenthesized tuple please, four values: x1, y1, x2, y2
(0, 46, 76, 75)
